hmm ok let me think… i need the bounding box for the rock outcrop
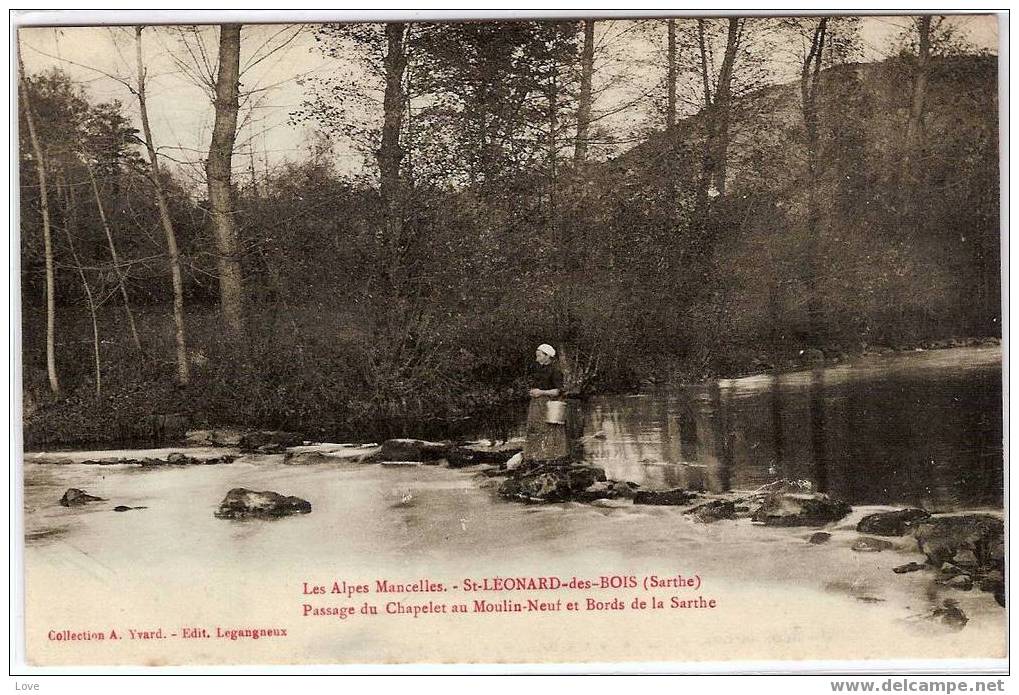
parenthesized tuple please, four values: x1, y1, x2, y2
(572, 480, 638, 503)
(750, 493, 851, 527)
(684, 499, 737, 522)
(856, 508, 931, 536)
(445, 446, 522, 469)
(498, 461, 607, 503)
(380, 439, 450, 462)
(59, 488, 105, 507)
(284, 444, 381, 465)
(140, 452, 238, 466)
(214, 488, 312, 519)
(912, 514, 1004, 570)
(892, 562, 926, 574)
(633, 488, 698, 506)
(910, 514, 1004, 604)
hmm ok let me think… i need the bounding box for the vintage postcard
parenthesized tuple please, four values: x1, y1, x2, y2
(13, 11, 1005, 671)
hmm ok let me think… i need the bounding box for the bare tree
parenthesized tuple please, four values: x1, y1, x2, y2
(799, 17, 829, 342)
(378, 22, 408, 290)
(17, 39, 60, 394)
(573, 19, 596, 166)
(900, 15, 933, 199)
(57, 172, 102, 396)
(135, 25, 190, 385)
(206, 24, 245, 337)
(666, 19, 678, 129)
(85, 160, 143, 356)
(697, 17, 742, 204)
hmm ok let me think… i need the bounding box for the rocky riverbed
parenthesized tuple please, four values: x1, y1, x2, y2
(26, 433, 1005, 623)
(23, 439, 1006, 666)
(21, 347, 1004, 666)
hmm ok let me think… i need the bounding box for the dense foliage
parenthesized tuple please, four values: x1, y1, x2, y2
(19, 20, 1000, 446)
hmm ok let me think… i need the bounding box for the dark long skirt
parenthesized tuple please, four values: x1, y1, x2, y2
(522, 397, 584, 463)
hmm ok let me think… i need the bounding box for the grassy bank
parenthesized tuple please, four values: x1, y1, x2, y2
(20, 300, 1000, 449)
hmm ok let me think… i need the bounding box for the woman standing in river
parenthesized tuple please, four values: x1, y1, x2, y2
(523, 343, 581, 464)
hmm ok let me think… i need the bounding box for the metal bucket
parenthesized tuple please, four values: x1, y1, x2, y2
(545, 400, 567, 425)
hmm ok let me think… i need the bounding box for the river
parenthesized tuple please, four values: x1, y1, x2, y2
(21, 346, 1005, 667)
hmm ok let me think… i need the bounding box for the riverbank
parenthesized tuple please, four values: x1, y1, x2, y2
(25, 435, 1006, 613)
(23, 338, 1005, 664)
(22, 453, 1006, 666)
(21, 338, 1002, 451)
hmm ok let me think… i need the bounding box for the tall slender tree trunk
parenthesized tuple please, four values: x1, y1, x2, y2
(903, 16, 932, 178)
(712, 17, 741, 197)
(207, 23, 245, 338)
(573, 19, 595, 166)
(59, 171, 102, 396)
(666, 19, 677, 129)
(547, 69, 560, 258)
(665, 19, 680, 209)
(695, 19, 714, 214)
(800, 18, 828, 344)
(136, 25, 190, 385)
(86, 161, 142, 356)
(695, 18, 740, 214)
(899, 15, 932, 224)
(377, 22, 407, 292)
(800, 20, 827, 182)
(18, 41, 60, 394)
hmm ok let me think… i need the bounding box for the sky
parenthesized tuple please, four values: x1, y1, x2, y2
(17, 14, 1000, 184)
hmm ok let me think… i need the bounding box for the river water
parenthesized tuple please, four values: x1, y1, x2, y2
(577, 346, 1004, 510)
(21, 346, 1005, 667)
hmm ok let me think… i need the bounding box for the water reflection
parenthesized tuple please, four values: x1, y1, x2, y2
(582, 348, 1002, 511)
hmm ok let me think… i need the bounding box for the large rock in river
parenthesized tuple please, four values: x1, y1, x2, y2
(214, 488, 312, 519)
(912, 514, 1004, 570)
(572, 480, 638, 503)
(381, 439, 450, 462)
(684, 499, 736, 522)
(751, 493, 851, 527)
(60, 488, 105, 507)
(445, 445, 522, 469)
(141, 452, 238, 467)
(284, 444, 381, 465)
(856, 508, 931, 536)
(634, 488, 698, 506)
(498, 462, 607, 503)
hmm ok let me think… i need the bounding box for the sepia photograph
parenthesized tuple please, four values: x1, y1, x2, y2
(12, 10, 1005, 672)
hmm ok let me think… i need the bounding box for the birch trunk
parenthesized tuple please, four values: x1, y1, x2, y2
(136, 25, 190, 385)
(18, 40, 60, 394)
